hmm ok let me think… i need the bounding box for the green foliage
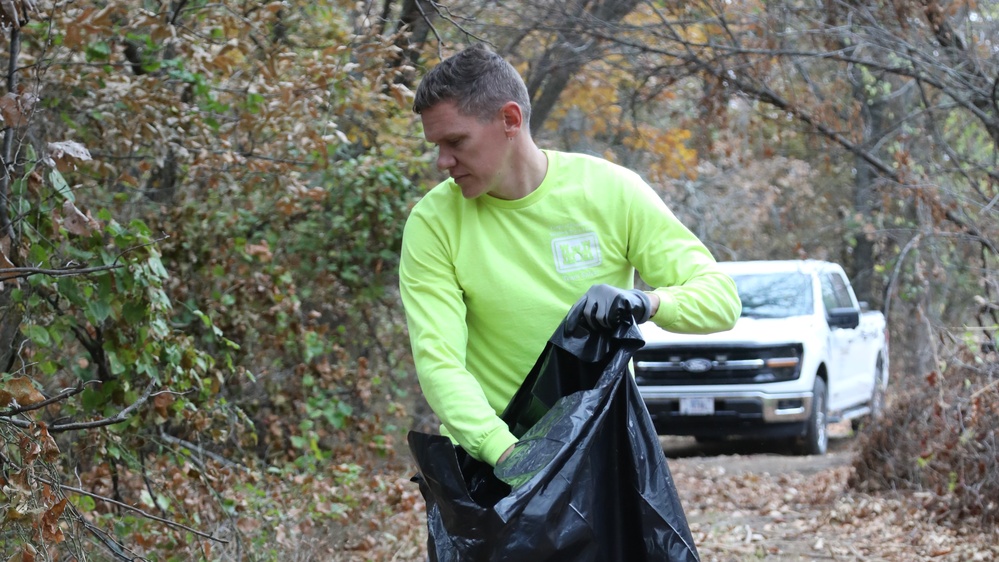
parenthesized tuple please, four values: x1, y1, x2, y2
(1, 0, 430, 558)
(7, 139, 228, 399)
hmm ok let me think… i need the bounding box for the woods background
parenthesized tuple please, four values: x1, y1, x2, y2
(0, 0, 996, 560)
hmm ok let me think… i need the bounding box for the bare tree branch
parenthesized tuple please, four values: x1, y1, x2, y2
(0, 27, 21, 242)
(0, 263, 124, 280)
(38, 477, 229, 544)
(0, 380, 99, 416)
(158, 432, 251, 472)
(0, 235, 167, 282)
(47, 383, 156, 432)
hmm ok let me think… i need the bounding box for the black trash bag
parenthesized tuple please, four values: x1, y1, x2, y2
(408, 317, 700, 562)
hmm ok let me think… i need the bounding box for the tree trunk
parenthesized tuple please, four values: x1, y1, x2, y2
(522, 0, 641, 133)
(391, 0, 436, 89)
(0, 28, 22, 373)
(0, 285, 24, 373)
(850, 72, 884, 306)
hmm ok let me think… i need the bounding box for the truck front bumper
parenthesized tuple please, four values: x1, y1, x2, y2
(639, 389, 815, 437)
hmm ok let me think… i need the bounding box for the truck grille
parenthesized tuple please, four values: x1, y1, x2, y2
(634, 343, 803, 385)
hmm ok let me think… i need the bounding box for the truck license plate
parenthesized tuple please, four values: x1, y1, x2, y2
(680, 397, 714, 416)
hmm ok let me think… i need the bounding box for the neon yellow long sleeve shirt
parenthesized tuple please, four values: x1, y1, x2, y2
(399, 150, 740, 466)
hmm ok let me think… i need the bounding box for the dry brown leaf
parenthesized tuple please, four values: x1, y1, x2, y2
(17, 88, 37, 115)
(60, 200, 98, 236)
(150, 22, 174, 43)
(153, 391, 175, 418)
(5, 543, 37, 562)
(48, 139, 92, 171)
(2, 469, 32, 525)
(62, 7, 94, 49)
(19, 434, 41, 465)
(0, 235, 17, 286)
(245, 240, 273, 262)
(0, 92, 26, 127)
(36, 423, 60, 462)
(36, 498, 67, 544)
(47, 140, 92, 162)
(0, 0, 36, 31)
(0, 376, 46, 408)
(88, 4, 117, 27)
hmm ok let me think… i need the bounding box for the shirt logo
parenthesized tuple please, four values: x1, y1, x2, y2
(552, 233, 602, 273)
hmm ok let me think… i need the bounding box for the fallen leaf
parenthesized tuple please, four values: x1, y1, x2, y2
(245, 240, 273, 262)
(0, 377, 46, 408)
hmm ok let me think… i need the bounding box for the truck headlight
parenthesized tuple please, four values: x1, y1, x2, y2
(760, 345, 803, 381)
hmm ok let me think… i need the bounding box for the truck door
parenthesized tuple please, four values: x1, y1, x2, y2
(820, 271, 863, 410)
(854, 310, 883, 400)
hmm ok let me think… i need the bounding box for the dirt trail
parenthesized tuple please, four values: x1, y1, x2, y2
(661, 425, 998, 561)
(661, 423, 856, 476)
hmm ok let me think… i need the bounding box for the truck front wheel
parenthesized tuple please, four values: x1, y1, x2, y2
(793, 377, 828, 455)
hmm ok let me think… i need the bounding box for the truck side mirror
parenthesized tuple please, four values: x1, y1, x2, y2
(827, 307, 860, 329)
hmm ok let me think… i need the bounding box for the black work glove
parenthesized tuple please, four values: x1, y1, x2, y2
(567, 284, 652, 331)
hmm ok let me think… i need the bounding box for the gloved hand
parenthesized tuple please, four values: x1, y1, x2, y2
(567, 284, 652, 331)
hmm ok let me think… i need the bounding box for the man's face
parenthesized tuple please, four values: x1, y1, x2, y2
(420, 101, 510, 199)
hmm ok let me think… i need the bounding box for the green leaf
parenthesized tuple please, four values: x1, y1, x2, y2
(85, 41, 112, 62)
(123, 301, 147, 324)
(25, 324, 51, 346)
(155, 494, 171, 512)
(73, 495, 97, 512)
(50, 169, 74, 201)
(57, 276, 84, 305)
(87, 298, 112, 323)
(194, 309, 212, 328)
(81, 388, 103, 410)
(107, 351, 126, 375)
(147, 254, 168, 278)
(28, 242, 49, 265)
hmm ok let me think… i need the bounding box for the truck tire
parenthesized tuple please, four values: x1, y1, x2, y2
(794, 377, 828, 455)
(852, 352, 886, 432)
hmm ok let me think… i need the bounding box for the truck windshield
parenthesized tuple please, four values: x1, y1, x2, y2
(732, 272, 813, 318)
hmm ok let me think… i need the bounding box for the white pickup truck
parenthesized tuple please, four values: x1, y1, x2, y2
(636, 260, 889, 455)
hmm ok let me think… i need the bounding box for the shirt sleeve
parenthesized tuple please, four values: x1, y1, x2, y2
(398, 207, 517, 466)
(624, 180, 742, 334)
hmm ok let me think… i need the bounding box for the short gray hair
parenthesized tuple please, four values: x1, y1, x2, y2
(413, 43, 532, 124)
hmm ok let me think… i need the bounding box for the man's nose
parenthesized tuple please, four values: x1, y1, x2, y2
(436, 148, 455, 171)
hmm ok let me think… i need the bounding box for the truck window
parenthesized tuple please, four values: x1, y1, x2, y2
(820, 272, 854, 309)
(732, 272, 813, 318)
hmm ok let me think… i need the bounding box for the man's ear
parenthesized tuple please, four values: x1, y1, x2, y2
(499, 101, 524, 136)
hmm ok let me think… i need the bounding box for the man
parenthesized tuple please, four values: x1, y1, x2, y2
(399, 43, 740, 469)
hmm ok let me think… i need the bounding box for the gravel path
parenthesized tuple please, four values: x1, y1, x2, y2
(663, 427, 998, 561)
